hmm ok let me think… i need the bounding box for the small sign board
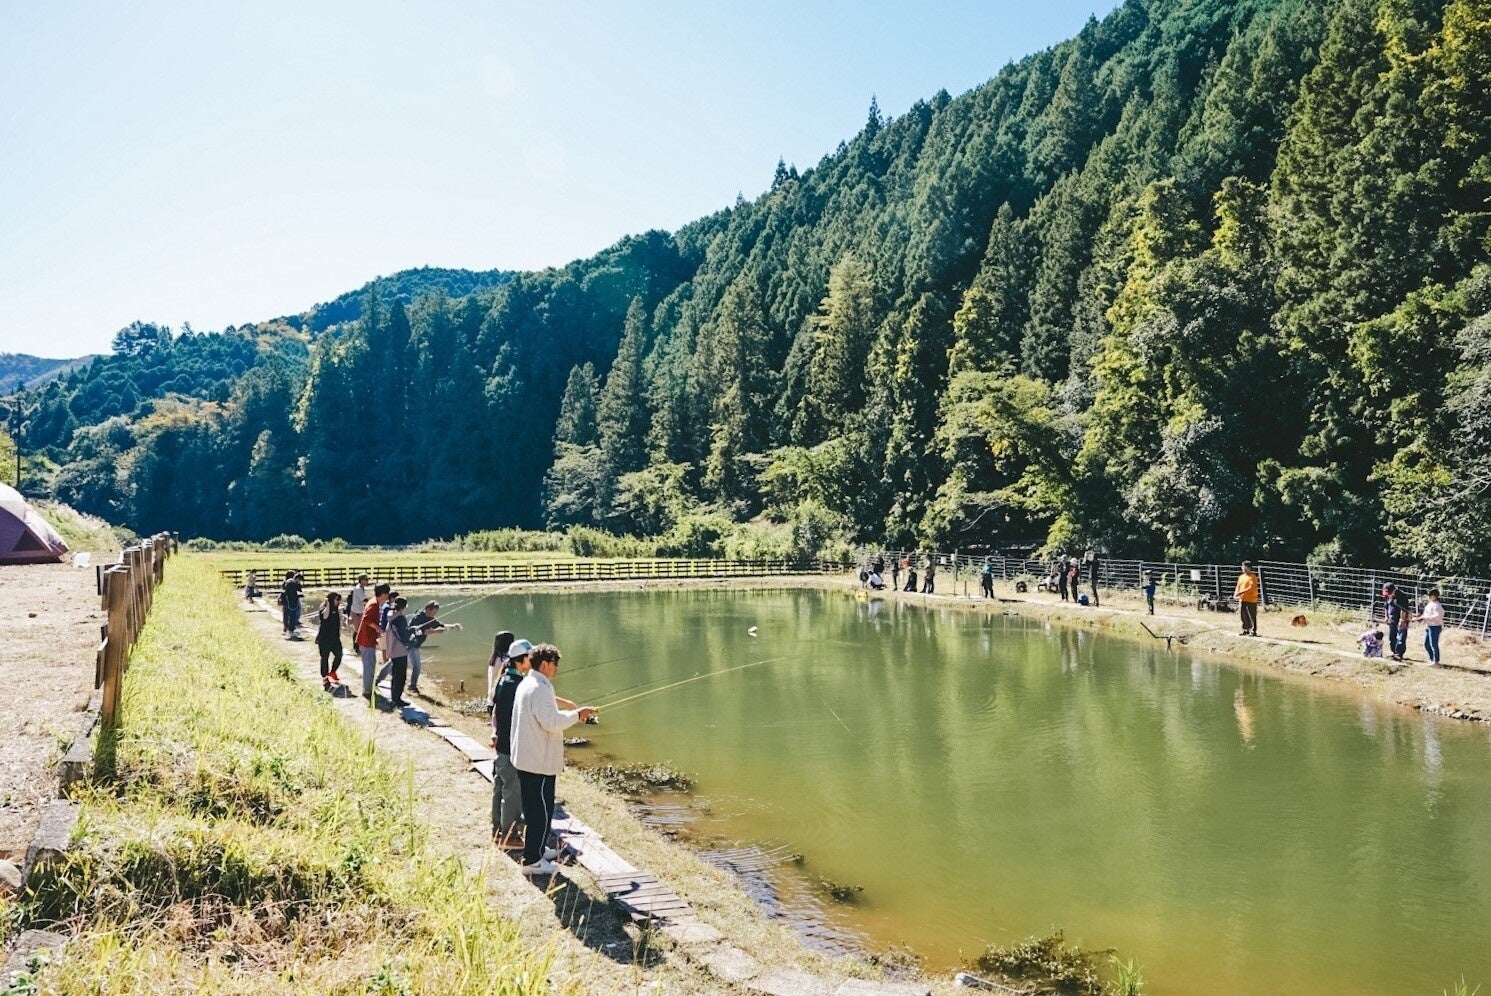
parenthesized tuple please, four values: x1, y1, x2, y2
(1190, 569, 1202, 581)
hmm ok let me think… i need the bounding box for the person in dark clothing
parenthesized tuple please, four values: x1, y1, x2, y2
(980, 560, 994, 598)
(922, 558, 936, 594)
(1383, 583, 1412, 661)
(872, 554, 886, 577)
(315, 591, 343, 688)
(903, 565, 918, 592)
(279, 571, 302, 638)
(384, 597, 415, 707)
(1143, 571, 1158, 615)
(1057, 559, 1069, 602)
(490, 637, 529, 845)
(1066, 559, 1080, 602)
(407, 600, 459, 696)
(891, 559, 901, 590)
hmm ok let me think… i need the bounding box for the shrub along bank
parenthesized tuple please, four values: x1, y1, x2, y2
(5, 557, 563, 995)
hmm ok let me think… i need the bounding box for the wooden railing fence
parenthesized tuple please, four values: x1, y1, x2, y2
(221, 557, 841, 591)
(94, 532, 177, 732)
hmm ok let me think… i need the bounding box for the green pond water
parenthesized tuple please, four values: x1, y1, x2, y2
(415, 586, 1491, 994)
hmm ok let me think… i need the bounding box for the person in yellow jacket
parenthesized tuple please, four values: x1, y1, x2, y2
(1234, 562, 1260, 636)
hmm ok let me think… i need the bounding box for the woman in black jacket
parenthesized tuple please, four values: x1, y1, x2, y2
(315, 591, 343, 689)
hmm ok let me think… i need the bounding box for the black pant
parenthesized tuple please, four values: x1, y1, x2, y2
(517, 769, 556, 866)
(1058, 578, 1068, 601)
(923, 576, 935, 594)
(1240, 601, 1258, 635)
(318, 643, 342, 679)
(389, 655, 408, 703)
(981, 577, 993, 597)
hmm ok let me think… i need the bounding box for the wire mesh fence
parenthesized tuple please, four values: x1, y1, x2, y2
(857, 550, 1491, 635)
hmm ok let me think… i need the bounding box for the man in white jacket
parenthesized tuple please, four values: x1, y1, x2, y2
(510, 643, 597, 875)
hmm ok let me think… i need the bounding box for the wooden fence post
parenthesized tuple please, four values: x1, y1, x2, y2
(100, 569, 128, 731)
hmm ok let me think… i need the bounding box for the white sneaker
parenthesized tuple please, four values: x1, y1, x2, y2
(543, 846, 558, 861)
(520, 859, 558, 876)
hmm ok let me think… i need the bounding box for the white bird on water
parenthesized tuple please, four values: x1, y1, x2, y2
(747, 626, 758, 637)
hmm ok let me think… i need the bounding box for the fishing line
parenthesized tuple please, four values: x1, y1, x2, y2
(825, 701, 868, 750)
(588, 672, 677, 703)
(595, 656, 790, 713)
(562, 654, 635, 677)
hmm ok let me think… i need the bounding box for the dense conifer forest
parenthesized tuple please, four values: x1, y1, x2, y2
(6, 0, 1490, 571)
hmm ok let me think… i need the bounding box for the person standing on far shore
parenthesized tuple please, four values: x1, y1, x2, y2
(511, 643, 597, 875)
(1417, 588, 1444, 666)
(1143, 571, 1158, 615)
(1234, 563, 1259, 636)
(892, 559, 901, 591)
(1383, 583, 1411, 661)
(1057, 559, 1070, 602)
(922, 557, 936, 595)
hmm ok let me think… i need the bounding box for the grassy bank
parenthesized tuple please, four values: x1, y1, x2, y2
(6, 558, 564, 995)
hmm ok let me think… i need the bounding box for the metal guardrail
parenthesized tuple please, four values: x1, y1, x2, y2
(863, 550, 1491, 635)
(220, 558, 843, 591)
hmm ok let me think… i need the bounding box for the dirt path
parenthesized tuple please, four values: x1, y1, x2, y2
(0, 563, 106, 858)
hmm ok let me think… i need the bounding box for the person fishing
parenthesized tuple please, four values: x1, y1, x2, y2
(315, 591, 343, 690)
(383, 596, 415, 708)
(407, 600, 459, 697)
(980, 559, 994, 598)
(356, 583, 389, 703)
(511, 643, 597, 876)
(488, 630, 515, 704)
(490, 636, 529, 848)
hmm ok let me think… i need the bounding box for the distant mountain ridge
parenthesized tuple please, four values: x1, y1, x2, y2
(0, 354, 97, 391)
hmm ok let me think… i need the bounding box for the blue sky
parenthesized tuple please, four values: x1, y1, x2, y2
(1, 0, 1114, 357)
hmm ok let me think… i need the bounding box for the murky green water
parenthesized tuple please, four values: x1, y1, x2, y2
(417, 587, 1491, 994)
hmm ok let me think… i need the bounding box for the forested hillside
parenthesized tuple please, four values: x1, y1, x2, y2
(9, 0, 1490, 571)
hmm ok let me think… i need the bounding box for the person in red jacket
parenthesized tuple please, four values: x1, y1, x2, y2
(357, 583, 390, 701)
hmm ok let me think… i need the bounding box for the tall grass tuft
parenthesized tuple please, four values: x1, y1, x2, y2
(8, 558, 564, 994)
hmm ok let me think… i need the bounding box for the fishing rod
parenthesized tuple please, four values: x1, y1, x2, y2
(595, 656, 791, 713)
(436, 585, 516, 621)
(563, 654, 636, 677)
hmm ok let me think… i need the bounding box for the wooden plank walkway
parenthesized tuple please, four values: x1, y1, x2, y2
(468, 757, 697, 923)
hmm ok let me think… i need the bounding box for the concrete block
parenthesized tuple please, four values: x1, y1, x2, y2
(835, 979, 935, 996)
(747, 969, 836, 995)
(697, 943, 762, 983)
(59, 735, 95, 797)
(660, 920, 724, 946)
(2, 928, 68, 985)
(22, 800, 80, 884)
(0, 860, 22, 896)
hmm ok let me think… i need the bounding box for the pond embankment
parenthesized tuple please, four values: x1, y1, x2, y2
(883, 576, 1491, 722)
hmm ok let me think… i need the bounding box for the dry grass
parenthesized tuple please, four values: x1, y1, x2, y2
(6, 558, 565, 995)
